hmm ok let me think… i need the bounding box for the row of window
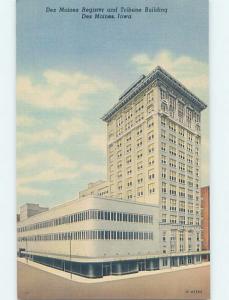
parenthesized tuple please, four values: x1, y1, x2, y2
(161, 116, 201, 139)
(161, 214, 200, 225)
(18, 230, 154, 242)
(17, 209, 154, 233)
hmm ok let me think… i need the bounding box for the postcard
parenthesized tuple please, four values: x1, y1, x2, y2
(17, 0, 210, 299)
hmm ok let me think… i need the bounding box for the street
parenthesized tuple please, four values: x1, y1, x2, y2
(18, 261, 210, 300)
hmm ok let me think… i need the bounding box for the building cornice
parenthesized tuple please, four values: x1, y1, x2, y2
(101, 66, 207, 122)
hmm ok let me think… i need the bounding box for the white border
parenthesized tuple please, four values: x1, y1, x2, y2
(0, 0, 16, 300)
(211, 0, 229, 299)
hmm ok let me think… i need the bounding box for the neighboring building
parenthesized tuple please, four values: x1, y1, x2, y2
(102, 66, 206, 256)
(17, 66, 209, 278)
(79, 180, 110, 199)
(19, 203, 49, 222)
(17, 196, 160, 278)
(201, 186, 210, 250)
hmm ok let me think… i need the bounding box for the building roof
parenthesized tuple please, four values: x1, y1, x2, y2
(102, 66, 207, 122)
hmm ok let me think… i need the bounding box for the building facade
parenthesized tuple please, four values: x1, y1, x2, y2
(102, 66, 206, 258)
(201, 186, 210, 251)
(17, 66, 209, 278)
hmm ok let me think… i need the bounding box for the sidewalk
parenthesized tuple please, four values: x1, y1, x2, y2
(17, 257, 210, 283)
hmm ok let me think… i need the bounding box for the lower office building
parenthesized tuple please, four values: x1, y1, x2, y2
(17, 196, 207, 278)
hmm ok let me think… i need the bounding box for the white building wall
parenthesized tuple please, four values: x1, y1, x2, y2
(17, 196, 160, 259)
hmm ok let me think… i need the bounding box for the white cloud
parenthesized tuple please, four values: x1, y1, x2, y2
(17, 150, 79, 196)
(17, 185, 49, 196)
(131, 50, 208, 96)
(89, 133, 107, 154)
(17, 117, 87, 148)
(17, 69, 115, 111)
(17, 150, 77, 171)
(81, 163, 106, 175)
(17, 115, 37, 127)
(57, 118, 87, 142)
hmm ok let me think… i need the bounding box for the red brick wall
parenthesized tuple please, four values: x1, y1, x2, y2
(201, 186, 210, 250)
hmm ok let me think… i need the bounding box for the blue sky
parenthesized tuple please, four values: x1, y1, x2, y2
(17, 0, 209, 209)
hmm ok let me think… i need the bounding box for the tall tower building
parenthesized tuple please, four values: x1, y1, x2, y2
(102, 66, 207, 257)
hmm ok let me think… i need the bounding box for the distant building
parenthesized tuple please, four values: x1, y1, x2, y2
(19, 203, 49, 221)
(201, 186, 210, 250)
(79, 180, 109, 198)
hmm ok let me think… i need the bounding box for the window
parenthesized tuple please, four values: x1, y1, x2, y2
(179, 187, 185, 197)
(126, 168, 132, 176)
(169, 96, 176, 118)
(169, 146, 176, 156)
(170, 199, 177, 211)
(137, 138, 143, 147)
(162, 167, 167, 179)
(161, 129, 166, 139)
(170, 171, 176, 182)
(160, 89, 167, 99)
(117, 150, 122, 158)
(126, 145, 131, 154)
(136, 126, 143, 136)
(188, 203, 193, 214)
(169, 121, 176, 132)
(137, 174, 143, 185)
(127, 190, 132, 199)
(179, 216, 185, 224)
(179, 127, 185, 137)
(170, 215, 177, 224)
(178, 102, 184, 122)
(148, 169, 155, 180)
(148, 131, 154, 141)
(148, 144, 154, 154)
(137, 187, 144, 197)
(178, 173, 185, 184)
(178, 151, 185, 160)
(137, 162, 143, 171)
(170, 185, 176, 196)
(162, 214, 167, 223)
(161, 116, 166, 126)
(161, 142, 166, 152)
(161, 155, 167, 164)
(127, 179, 132, 187)
(162, 182, 167, 193)
(179, 162, 185, 171)
(178, 139, 185, 149)
(169, 134, 176, 144)
(147, 117, 154, 128)
(148, 183, 155, 194)
(162, 258, 168, 266)
(147, 91, 154, 104)
(188, 217, 193, 225)
(169, 159, 176, 168)
(187, 143, 193, 152)
(137, 150, 143, 160)
(162, 197, 167, 210)
(186, 108, 192, 128)
(148, 156, 154, 166)
(125, 109, 132, 120)
(126, 156, 132, 164)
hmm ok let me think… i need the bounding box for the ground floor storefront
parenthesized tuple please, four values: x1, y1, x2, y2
(18, 251, 210, 278)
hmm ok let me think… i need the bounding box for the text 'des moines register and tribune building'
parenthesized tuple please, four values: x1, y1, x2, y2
(17, 66, 210, 278)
